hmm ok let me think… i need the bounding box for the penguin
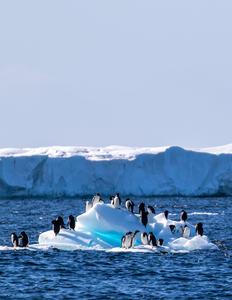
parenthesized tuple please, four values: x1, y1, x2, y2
(180, 210, 188, 222)
(11, 232, 18, 248)
(164, 210, 169, 220)
(116, 193, 121, 205)
(112, 195, 120, 208)
(92, 193, 101, 206)
(147, 205, 155, 214)
(57, 216, 65, 229)
(52, 219, 61, 236)
(196, 222, 204, 236)
(67, 215, 75, 230)
(148, 232, 157, 247)
(183, 225, 190, 238)
(18, 231, 29, 247)
(141, 232, 149, 245)
(140, 210, 149, 227)
(157, 238, 164, 246)
(121, 230, 139, 249)
(138, 202, 145, 214)
(125, 199, 135, 213)
(85, 201, 93, 212)
(169, 225, 176, 234)
(121, 231, 133, 249)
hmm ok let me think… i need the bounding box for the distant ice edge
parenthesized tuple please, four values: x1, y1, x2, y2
(0, 145, 232, 197)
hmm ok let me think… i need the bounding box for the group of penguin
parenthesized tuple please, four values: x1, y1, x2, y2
(51, 215, 76, 236)
(11, 231, 29, 248)
(87, 193, 204, 250)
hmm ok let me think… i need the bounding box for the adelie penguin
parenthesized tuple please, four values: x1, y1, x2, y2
(92, 193, 101, 206)
(182, 225, 190, 238)
(121, 230, 139, 249)
(52, 219, 61, 236)
(67, 215, 75, 230)
(112, 194, 120, 208)
(147, 205, 155, 214)
(141, 232, 149, 245)
(11, 232, 19, 248)
(18, 231, 29, 247)
(164, 210, 169, 220)
(138, 202, 145, 214)
(148, 232, 157, 247)
(196, 222, 204, 236)
(180, 210, 188, 222)
(57, 216, 65, 229)
(125, 199, 135, 213)
(139, 203, 148, 227)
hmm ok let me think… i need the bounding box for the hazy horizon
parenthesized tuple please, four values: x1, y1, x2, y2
(1, 1, 232, 148)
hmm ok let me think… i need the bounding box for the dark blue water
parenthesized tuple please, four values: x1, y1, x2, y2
(0, 197, 231, 299)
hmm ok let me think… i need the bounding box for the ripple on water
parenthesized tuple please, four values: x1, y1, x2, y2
(0, 197, 231, 299)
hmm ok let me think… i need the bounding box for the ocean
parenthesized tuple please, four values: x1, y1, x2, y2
(0, 197, 231, 299)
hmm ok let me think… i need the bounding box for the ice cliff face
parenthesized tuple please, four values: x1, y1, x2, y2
(0, 145, 232, 197)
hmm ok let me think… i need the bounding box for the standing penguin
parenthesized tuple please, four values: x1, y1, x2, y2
(148, 232, 157, 247)
(147, 205, 155, 214)
(140, 210, 149, 227)
(196, 223, 204, 236)
(112, 195, 120, 208)
(138, 202, 145, 214)
(164, 210, 169, 220)
(121, 230, 139, 249)
(85, 201, 93, 212)
(67, 215, 75, 230)
(18, 231, 29, 247)
(182, 225, 190, 238)
(92, 193, 101, 206)
(125, 199, 135, 213)
(115, 193, 121, 205)
(11, 233, 18, 248)
(139, 203, 148, 227)
(180, 210, 188, 222)
(57, 216, 65, 229)
(52, 219, 61, 236)
(141, 232, 149, 245)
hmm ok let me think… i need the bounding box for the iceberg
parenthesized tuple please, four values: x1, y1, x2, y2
(0, 144, 232, 197)
(38, 203, 218, 253)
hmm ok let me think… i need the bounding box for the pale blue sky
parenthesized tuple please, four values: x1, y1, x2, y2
(0, 1, 231, 148)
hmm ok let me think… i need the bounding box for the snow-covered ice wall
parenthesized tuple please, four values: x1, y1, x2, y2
(0, 145, 232, 197)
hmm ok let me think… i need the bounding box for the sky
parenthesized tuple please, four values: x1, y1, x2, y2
(0, 1, 232, 148)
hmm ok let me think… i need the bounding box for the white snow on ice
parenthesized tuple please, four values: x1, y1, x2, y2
(0, 144, 232, 197)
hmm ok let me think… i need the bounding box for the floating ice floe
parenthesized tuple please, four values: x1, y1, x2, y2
(38, 203, 219, 253)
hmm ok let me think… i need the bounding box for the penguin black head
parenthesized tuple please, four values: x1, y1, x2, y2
(164, 210, 169, 219)
(169, 225, 176, 233)
(97, 193, 101, 196)
(180, 210, 188, 222)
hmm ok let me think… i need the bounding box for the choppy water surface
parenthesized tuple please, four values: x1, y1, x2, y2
(0, 197, 231, 299)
